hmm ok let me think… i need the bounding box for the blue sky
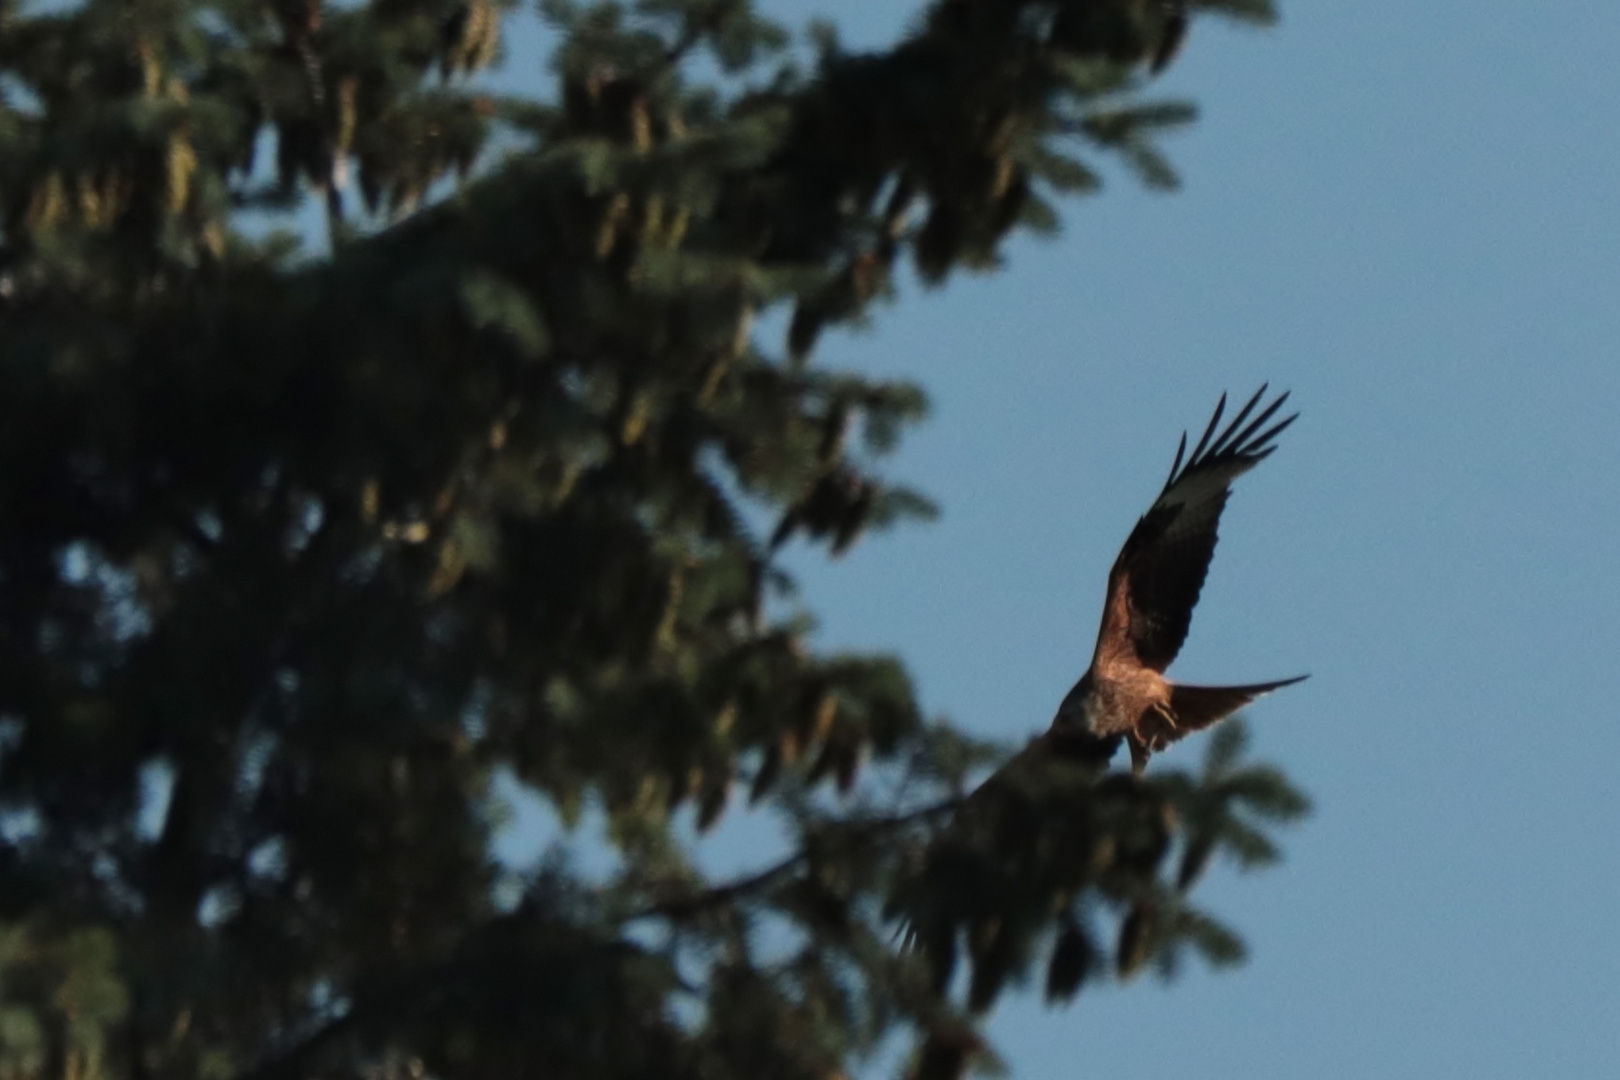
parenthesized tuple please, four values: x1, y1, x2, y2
(489, 2, 1620, 1076)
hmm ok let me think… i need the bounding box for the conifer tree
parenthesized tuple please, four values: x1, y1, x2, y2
(0, 2, 1306, 1080)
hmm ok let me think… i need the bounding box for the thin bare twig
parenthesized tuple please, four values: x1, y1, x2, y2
(627, 793, 967, 921)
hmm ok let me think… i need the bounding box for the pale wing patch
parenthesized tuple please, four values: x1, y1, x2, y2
(1153, 459, 1256, 512)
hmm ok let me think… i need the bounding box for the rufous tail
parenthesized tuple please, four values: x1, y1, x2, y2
(1168, 675, 1308, 732)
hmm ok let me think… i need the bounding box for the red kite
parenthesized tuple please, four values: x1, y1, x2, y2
(1053, 387, 1305, 772)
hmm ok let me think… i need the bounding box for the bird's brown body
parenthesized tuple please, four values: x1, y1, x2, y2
(1050, 387, 1305, 771)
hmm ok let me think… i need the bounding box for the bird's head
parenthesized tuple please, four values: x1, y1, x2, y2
(1048, 672, 1122, 766)
(1053, 671, 1096, 730)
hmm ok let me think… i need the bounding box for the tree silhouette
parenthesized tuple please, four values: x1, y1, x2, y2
(0, 3, 1305, 1079)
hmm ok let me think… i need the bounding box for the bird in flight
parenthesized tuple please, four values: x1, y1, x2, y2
(1053, 386, 1305, 772)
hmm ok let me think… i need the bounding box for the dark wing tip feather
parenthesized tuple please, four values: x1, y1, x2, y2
(1163, 431, 1187, 492)
(1184, 391, 1227, 468)
(1218, 390, 1290, 458)
(1163, 386, 1297, 492)
(1207, 383, 1268, 458)
(1207, 385, 1272, 457)
(1246, 410, 1298, 456)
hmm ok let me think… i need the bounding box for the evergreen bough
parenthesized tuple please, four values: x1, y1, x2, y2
(0, 3, 1304, 1080)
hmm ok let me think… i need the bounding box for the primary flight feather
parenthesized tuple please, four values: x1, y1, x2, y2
(1053, 386, 1305, 772)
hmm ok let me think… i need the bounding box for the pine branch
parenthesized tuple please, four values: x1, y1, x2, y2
(240, 793, 964, 1080)
(627, 793, 968, 921)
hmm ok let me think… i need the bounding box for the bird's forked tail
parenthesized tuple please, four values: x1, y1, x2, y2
(1168, 675, 1308, 732)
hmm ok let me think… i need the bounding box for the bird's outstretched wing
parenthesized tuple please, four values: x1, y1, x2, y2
(1092, 386, 1297, 673)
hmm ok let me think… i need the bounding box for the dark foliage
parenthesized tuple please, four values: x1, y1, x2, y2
(0, 2, 1301, 1079)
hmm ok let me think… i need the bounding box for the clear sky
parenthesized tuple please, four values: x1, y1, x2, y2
(491, 2, 1620, 1077)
